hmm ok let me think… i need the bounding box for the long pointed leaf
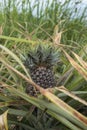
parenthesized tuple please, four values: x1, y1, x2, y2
(62, 49, 87, 80)
(0, 58, 87, 130)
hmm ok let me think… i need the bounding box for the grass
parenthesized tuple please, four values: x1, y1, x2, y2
(0, 0, 87, 130)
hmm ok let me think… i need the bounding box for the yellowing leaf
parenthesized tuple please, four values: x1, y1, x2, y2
(62, 49, 87, 80)
(0, 110, 8, 130)
(71, 51, 87, 70)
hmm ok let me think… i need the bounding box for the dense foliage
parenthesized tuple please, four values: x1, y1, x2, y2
(0, 0, 87, 130)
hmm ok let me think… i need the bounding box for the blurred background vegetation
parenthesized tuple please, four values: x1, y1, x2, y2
(0, 0, 87, 130)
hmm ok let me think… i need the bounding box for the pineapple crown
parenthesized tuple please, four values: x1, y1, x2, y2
(25, 44, 60, 69)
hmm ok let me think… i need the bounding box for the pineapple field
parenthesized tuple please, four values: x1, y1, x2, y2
(0, 0, 87, 130)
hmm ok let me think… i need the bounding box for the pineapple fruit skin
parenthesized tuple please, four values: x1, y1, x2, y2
(30, 67, 56, 89)
(26, 67, 56, 96)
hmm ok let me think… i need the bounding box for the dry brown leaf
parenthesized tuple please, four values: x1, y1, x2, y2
(53, 32, 62, 45)
(62, 49, 87, 80)
(71, 51, 87, 70)
(56, 86, 87, 106)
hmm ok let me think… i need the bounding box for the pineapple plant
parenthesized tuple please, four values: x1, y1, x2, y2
(25, 44, 60, 96)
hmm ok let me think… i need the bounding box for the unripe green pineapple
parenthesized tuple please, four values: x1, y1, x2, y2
(25, 44, 60, 96)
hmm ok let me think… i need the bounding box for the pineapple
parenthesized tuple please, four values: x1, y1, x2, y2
(25, 44, 60, 96)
